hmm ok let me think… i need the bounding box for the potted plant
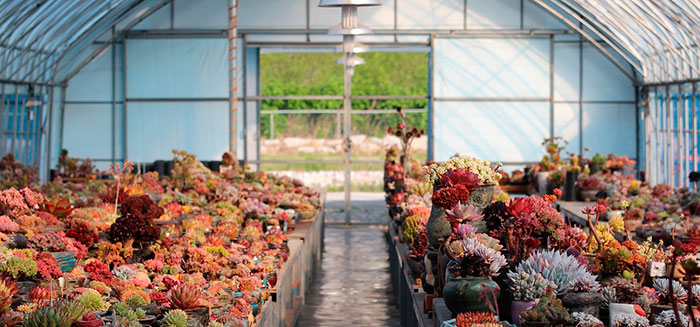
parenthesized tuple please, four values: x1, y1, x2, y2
(162, 309, 188, 327)
(442, 238, 506, 315)
(507, 271, 556, 326)
(561, 275, 603, 317)
(564, 153, 582, 201)
(589, 153, 606, 174)
(168, 283, 209, 326)
(650, 278, 687, 318)
(520, 291, 571, 327)
(76, 312, 105, 327)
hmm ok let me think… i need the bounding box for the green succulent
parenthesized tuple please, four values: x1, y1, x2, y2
(23, 307, 72, 327)
(209, 322, 226, 327)
(507, 271, 557, 302)
(520, 291, 571, 324)
(162, 309, 188, 327)
(77, 290, 108, 312)
(56, 300, 88, 322)
(113, 302, 139, 321)
(125, 294, 147, 307)
(0, 256, 37, 278)
(134, 308, 146, 319)
(402, 215, 423, 244)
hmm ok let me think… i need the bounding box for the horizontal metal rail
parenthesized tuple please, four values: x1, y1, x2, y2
(434, 96, 550, 102)
(260, 108, 426, 114)
(125, 95, 428, 102)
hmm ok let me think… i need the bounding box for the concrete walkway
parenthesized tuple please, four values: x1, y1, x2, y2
(298, 193, 400, 326)
(324, 192, 387, 225)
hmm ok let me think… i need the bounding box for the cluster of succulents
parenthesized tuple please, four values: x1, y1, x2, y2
(29, 232, 66, 252)
(520, 291, 571, 324)
(456, 238, 507, 278)
(653, 278, 688, 304)
(109, 195, 163, 244)
(572, 312, 604, 327)
(614, 314, 650, 327)
(455, 311, 498, 327)
(507, 271, 557, 301)
(654, 310, 689, 327)
(162, 309, 188, 327)
(402, 214, 425, 244)
(513, 250, 599, 295)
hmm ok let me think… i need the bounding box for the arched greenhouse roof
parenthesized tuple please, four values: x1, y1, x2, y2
(0, 0, 699, 86)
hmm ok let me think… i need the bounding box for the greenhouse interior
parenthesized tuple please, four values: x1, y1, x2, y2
(4, 0, 700, 326)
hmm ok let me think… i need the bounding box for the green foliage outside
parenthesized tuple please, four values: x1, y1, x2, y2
(260, 52, 428, 139)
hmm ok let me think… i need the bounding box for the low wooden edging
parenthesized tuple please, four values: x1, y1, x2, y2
(254, 194, 325, 327)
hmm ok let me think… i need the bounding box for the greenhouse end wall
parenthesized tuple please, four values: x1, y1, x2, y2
(60, 0, 637, 170)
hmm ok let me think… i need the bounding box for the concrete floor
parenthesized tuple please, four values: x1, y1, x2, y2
(297, 193, 400, 327)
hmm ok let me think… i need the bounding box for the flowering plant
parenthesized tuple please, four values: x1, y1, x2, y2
(424, 156, 501, 186)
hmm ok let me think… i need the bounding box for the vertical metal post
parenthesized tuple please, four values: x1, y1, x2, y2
(428, 34, 435, 161)
(654, 87, 661, 185)
(58, 86, 66, 167)
(335, 112, 341, 138)
(270, 113, 274, 139)
(243, 36, 248, 164)
(578, 33, 584, 154)
(44, 86, 54, 182)
(0, 83, 5, 156)
(666, 86, 672, 185)
(122, 37, 128, 162)
(112, 26, 117, 164)
(693, 83, 697, 172)
(549, 34, 554, 139)
(680, 84, 686, 186)
(228, 0, 239, 159)
(343, 55, 352, 225)
(17, 90, 26, 164)
(11, 86, 18, 157)
(256, 49, 261, 171)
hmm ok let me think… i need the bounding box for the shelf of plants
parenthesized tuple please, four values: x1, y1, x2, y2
(0, 150, 324, 327)
(385, 117, 700, 327)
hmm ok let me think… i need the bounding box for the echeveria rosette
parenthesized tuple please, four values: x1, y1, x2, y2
(458, 238, 507, 278)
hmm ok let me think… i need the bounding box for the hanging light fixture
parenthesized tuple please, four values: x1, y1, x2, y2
(319, 0, 380, 225)
(318, 0, 380, 73)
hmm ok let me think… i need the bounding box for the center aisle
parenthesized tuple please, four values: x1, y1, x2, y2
(297, 226, 401, 327)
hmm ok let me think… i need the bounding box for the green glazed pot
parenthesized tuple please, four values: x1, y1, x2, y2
(426, 185, 495, 249)
(443, 276, 500, 315)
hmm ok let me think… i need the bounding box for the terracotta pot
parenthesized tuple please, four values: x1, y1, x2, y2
(443, 276, 500, 315)
(405, 253, 424, 279)
(511, 301, 535, 326)
(561, 291, 602, 317)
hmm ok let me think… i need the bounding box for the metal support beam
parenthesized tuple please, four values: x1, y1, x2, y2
(228, 0, 239, 158)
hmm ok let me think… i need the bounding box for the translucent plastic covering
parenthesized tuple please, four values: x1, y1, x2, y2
(0, 0, 169, 85)
(532, 0, 700, 84)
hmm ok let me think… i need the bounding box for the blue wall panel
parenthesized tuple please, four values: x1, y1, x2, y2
(434, 101, 549, 162)
(126, 38, 228, 99)
(582, 103, 636, 157)
(467, 0, 520, 30)
(63, 104, 113, 160)
(126, 101, 229, 162)
(434, 38, 550, 98)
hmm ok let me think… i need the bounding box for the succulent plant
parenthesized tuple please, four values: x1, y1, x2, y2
(169, 283, 201, 310)
(162, 309, 188, 327)
(0, 279, 17, 313)
(29, 232, 66, 252)
(455, 311, 497, 327)
(42, 197, 73, 220)
(28, 287, 54, 303)
(407, 181, 432, 197)
(600, 286, 618, 309)
(571, 274, 601, 292)
(134, 308, 146, 319)
(513, 250, 600, 295)
(607, 277, 643, 304)
(402, 215, 423, 244)
(0, 256, 37, 278)
(0, 311, 22, 327)
(125, 294, 147, 307)
(209, 322, 225, 327)
(572, 312, 604, 327)
(520, 291, 571, 324)
(507, 271, 557, 301)
(613, 314, 649, 327)
(654, 310, 689, 327)
(56, 300, 88, 323)
(79, 312, 101, 322)
(0, 215, 18, 233)
(23, 307, 72, 327)
(113, 302, 139, 321)
(77, 290, 108, 312)
(653, 278, 688, 304)
(457, 238, 507, 277)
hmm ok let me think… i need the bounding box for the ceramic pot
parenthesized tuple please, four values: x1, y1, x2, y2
(608, 303, 641, 326)
(511, 301, 535, 326)
(443, 276, 500, 315)
(406, 253, 424, 279)
(579, 189, 599, 202)
(563, 171, 579, 201)
(137, 315, 156, 326)
(536, 172, 550, 196)
(561, 291, 602, 317)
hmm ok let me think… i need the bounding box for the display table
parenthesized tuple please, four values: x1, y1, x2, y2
(254, 193, 325, 327)
(558, 201, 596, 227)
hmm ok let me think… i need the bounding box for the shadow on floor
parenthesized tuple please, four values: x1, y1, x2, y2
(324, 192, 387, 225)
(297, 226, 401, 327)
